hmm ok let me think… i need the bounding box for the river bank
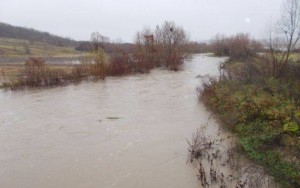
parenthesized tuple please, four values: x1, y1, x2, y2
(199, 57, 300, 187)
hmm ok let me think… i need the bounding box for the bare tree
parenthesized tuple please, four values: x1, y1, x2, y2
(269, 0, 300, 77)
(210, 33, 262, 59)
(89, 32, 110, 79)
(133, 21, 190, 71)
(160, 21, 190, 69)
(210, 34, 228, 56)
(90, 32, 110, 51)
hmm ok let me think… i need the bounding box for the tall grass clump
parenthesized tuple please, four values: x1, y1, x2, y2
(5, 57, 78, 89)
(89, 48, 109, 79)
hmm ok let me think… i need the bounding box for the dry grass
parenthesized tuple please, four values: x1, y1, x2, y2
(0, 58, 83, 89)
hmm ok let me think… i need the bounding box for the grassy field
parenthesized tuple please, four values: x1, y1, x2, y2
(0, 37, 91, 65)
(0, 37, 83, 57)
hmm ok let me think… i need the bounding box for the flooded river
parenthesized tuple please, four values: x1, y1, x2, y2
(0, 54, 226, 188)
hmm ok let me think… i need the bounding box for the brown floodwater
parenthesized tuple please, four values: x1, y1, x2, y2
(0, 54, 226, 188)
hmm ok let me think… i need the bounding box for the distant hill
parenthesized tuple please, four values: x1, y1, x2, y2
(0, 22, 136, 57)
(0, 22, 78, 47)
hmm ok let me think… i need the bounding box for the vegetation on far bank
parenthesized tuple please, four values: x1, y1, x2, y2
(0, 21, 208, 59)
(0, 21, 191, 89)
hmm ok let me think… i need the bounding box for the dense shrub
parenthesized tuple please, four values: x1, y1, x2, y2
(8, 57, 77, 88)
(210, 33, 263, 59)
(109, 50, 130, 75)
(3, 53, 110, 89)
(89, 48, 109, 79)
(133, 21, 190, 71)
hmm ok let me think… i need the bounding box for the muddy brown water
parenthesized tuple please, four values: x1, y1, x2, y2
(0, 54, 226, 188)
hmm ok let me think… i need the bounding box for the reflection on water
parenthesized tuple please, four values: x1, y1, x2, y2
(0, 54, 225, 188)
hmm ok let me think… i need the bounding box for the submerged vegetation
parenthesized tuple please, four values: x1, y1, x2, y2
(187, 127, 275, 187)
(0, 21, 190, 89)
(134, 21, 190, 71)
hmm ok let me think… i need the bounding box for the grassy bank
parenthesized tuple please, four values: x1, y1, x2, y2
(198, 56, 300, 187)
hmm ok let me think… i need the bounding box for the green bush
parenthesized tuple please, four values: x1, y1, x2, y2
(283, 122, 299, 134)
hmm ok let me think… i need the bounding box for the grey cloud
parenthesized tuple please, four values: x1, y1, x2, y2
(0, 0, 283, 42)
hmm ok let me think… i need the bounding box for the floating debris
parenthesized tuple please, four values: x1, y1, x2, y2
(106, 117, 121, 120)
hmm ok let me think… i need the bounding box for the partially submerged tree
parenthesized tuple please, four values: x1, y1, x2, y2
(91, 32, 110, 51)
(159, 21, 190, 70)
(133, 21, 190, 71)
(133, 28, 156, 72)
(90, 32, 110, 79)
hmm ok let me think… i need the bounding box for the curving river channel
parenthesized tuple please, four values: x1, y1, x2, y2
(0, 54, 226, 188)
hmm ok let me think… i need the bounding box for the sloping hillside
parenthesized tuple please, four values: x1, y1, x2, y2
(0, 37, 81, 57)
(0, 22, 135, 59)
(0, 22, 78, 47)
(0, 22, 85, 58)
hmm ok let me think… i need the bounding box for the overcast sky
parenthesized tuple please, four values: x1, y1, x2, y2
(0, 0, 284, 42)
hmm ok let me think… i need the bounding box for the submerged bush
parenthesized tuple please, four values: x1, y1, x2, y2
(1, 22, 193, 89)
(109, 49, 130, 76)
(9, 57, 76, 88)
(134, 21, 190, 71)
(89, 48, 109, 79)
(3, 54, 110, 89)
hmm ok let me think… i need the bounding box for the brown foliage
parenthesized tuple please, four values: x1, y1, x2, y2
(16, 58, 75, 88)
(2, 22, 191, 89)
(109, 50, 130, 76)
(210, 33, 263, 59)
(133, 21, 190, 71)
